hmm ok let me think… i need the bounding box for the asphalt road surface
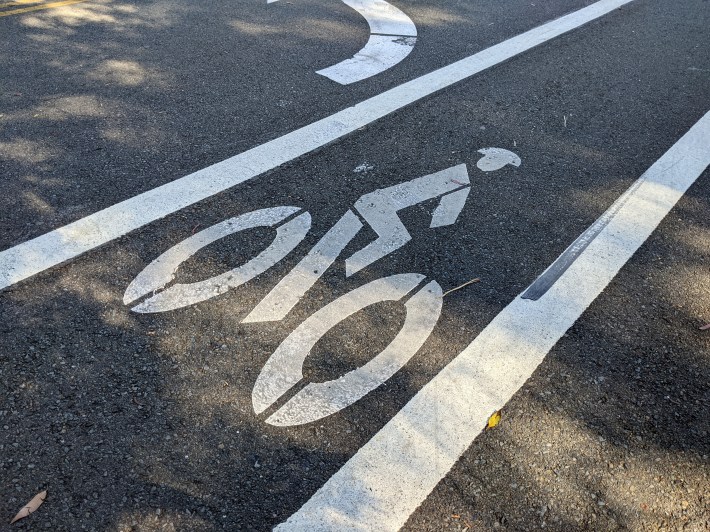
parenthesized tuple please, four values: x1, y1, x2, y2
(1, 0, 709, 530)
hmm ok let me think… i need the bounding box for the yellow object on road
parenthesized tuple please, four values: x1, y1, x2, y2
(0, 0, 89, 18)
(486, 410, 502, 430)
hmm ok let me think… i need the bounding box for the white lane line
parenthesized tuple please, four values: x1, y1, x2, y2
(276, 112, 710, 531)
(0, 0, 636, 292)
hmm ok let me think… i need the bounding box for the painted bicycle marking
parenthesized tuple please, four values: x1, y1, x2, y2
(269, 0, 418, 84)
(125, 148, 521, 425)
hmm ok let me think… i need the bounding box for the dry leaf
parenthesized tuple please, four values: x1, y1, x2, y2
(486, 410, 502, 430)
(10, 490, 46, 524)
(700, 323, 710, 331)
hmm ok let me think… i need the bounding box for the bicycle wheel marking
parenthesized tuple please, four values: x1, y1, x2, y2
(254, 274, 442, 426)
(124, 207, 310, 313)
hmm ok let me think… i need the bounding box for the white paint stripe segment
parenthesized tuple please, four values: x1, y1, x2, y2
(0, 0, 635, 291)
(276, 112, 710, 531)
(316, 35, 416, 85)
(342, 0, 417, 36)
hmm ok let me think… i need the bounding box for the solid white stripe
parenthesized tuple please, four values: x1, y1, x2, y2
(276, 112, 710, 531)
(0, 0, 635, 290)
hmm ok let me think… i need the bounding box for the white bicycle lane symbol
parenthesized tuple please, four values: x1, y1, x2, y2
(123, 148, 521, 426)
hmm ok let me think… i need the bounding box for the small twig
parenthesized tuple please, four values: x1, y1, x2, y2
(442, 277, 480, 297)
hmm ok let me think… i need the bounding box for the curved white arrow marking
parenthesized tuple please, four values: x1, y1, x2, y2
(270, 0, 417, 85)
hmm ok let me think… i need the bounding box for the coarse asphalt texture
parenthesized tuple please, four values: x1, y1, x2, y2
(1, 0, 708, 530)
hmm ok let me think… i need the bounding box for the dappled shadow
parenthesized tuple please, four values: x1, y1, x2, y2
(2, 142, 707, 530)
(1, 0, 709, 530)
(0, 0, 598, 251)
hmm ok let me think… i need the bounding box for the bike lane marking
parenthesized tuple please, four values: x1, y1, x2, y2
(270, 0, 418, 84)
(0, 0, 635, 291)
(253, 274, 442, 426)
(276, 111, 710, 531)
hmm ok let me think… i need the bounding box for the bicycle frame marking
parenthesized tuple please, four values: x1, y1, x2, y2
(124, 151, 520, 425)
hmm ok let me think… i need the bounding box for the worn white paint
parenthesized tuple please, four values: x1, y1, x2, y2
(0, 0, 636, 292)
(317, 35, 417, 85)
(339, 0, 417, 37)
(271, 0, 418, 84)
(346, 165, 469, 277)
(243, 210, 363, 323)
(430, 188, 472, 228)
(253, 273, 443, 425)
(124, 208, 310, 313)
(353, 162, 374, 173)
(252, 273, 426, 415)
(266, 279, 442, 426)
(476, 148, 521, 172)
(276, 111, 710, 531)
